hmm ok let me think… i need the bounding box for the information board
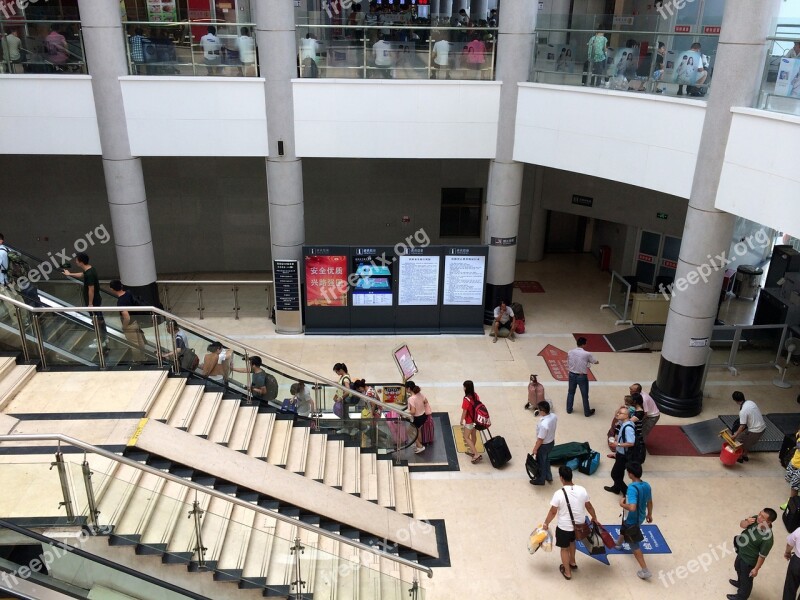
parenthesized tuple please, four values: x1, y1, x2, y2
(398, 255, 440, 306)
(352, 253, 393, 307)
(443, 255, 485, 305)
(273, 260, 300, 311)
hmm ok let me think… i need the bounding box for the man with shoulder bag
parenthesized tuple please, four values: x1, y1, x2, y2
(542, 465, 600, 580)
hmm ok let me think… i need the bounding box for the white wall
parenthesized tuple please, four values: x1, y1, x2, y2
(292, 80, 501, 158)
(514, 83, 706, 198)
(0, 75, 101, 155)
(716, 108, 800, 239)
(120, 77, 269, 157)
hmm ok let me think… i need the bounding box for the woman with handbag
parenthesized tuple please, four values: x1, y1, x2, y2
(542, 465, 600, 580)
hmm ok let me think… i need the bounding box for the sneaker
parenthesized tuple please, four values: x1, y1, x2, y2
(637, 569, 652, 580)
(414, 446, 425, 454)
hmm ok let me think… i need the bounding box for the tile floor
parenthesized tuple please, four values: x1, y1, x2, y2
(179, 255, 798, 599)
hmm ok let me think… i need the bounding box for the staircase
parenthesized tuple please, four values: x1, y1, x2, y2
(0, 360, 431, 599)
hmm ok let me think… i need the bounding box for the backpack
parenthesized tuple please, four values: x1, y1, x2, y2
(578, 450, 601, 475)
(179, 347, 200, 371)
(471, 397, 491, 431)
(510, 302, 525, 321)
(514, 319, 526, 334)
(780, 434, 797, 468)
(784, 496, 800, 533)
(621, 421, 646, 464)
(0, 245, 29, 284)
(264, 373, 279, 401)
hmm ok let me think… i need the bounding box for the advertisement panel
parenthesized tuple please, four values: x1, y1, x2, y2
(305, 255, 348, 307)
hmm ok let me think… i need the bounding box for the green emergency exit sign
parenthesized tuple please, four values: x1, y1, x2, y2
(657, 212, 668, 220)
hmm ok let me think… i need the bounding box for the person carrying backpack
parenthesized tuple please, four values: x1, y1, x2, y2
(460, 380, 486, 464)
(109, 279, 149, 361)
(605, 406, 636, 495)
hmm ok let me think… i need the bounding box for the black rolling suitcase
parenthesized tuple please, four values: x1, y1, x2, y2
(481, 429, 512, 469)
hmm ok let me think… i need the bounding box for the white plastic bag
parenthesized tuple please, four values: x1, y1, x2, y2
(528, 524, 552, 554)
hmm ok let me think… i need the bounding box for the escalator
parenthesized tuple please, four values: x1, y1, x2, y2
(0, 245, 417, 455)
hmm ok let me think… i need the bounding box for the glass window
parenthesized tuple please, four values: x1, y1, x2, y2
(440, 188, 483, 238)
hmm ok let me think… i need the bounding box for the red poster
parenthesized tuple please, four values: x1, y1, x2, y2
(638, 254, 654, 264)
(703, 26, 721, 34)
(305, 255, 348, 307)
(674, 25, 691, 33)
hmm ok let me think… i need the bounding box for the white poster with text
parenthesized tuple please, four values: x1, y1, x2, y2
(398, 255, 440, 306)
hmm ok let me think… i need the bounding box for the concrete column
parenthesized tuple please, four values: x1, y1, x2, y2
(431, 0, 441, 20)
(254, 0, 305, 334)
(482, 0, 536, 322)
(471, 0, 488, 23)
(77, 0, 158, 301)
(651, 0, 782, 417)
(441, 0, 453, 21)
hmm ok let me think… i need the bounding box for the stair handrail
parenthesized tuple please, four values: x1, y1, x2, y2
(0, 291, 413, 419)
(0, 433, 434, 579)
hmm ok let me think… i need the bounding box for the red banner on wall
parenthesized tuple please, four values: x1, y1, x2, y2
(674, 25, 691, 33)
(305, 255, 348, 307)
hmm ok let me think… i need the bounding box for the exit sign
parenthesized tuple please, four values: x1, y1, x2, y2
(657, 212, 668, 220)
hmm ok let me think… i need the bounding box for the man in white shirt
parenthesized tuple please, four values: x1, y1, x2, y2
(237, 27, 256, 76)
(432, 35, 450, 79)
(566, 337, 598, 417)
(2, 30, 22, 73)
(732, 391, 767, 463)
(530, 401, 557, 486)
(490, 300, 515, 343)
(372, 34, 393, 78)
(542, 465, 600, 580)
(200, 26, 222, 75)
(631, 383, 660, 441)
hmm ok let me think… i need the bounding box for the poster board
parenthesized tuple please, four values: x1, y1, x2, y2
(393, 344, 418, 380)
(394, 245, 442, 332)
(775, 57, 800, 98)
(440, 246, 488, 333)
(303, 246, 351, 334)
(350, 246, 396, 333)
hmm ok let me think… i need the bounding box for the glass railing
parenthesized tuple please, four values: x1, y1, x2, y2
(0, 437, 430, 595)
(295, 24, 497, 80)
(157, 279, 274, 320)
(757, 33, 800, 116)
(0, 290, 417, 453)
(0, 518, 199, 599)
(0, 20, 87, 74)
(122, 21, 259, 77)
(530, 30, 719, 99)
(707, 323, 792, 375)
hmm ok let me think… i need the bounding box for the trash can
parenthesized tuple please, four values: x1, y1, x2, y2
(733, 265, 763, 301)
(598, 245, 611, 272)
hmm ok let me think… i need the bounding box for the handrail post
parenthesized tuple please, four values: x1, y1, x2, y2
(728, 327, 743, 376)
(244, 349, 252, 405)
(233, 285, 240, 320)
(50, 449, 75, 522)
(152, 313, 163, 368)
(14, 307, 30, 362)
(776, 325, 789, 369)
(409, 577, 419, 600)
(82, 457, 101, 533)
(196, 286, 205, 320)
(189, 498, 207, 571)
(169, 325, 180, 374)
(163, 284, 172, 312)
(92, 315, 106, 369)
(290, 536, 307, 599)
(363, 29, 367, 79)
(31, 313, 47, 369)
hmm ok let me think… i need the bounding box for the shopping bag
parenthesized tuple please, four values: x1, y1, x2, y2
(526, 453, 540, 481)
(596, 523, 616, 549)
(581, 522, 607, 555)
(528, 524, 552, 554)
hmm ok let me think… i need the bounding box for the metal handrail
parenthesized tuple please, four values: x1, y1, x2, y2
(157, 280, 273, 285)
(0, 291, 413, 419)
(530, 27, 720, 36)
(296, 24, 498, 31)
(0, 433, 433, 579)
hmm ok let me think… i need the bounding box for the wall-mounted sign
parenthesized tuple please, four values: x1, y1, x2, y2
(663, 260, 678, 270)
(398, 255, 440, 306)
(613, 16, 634, 25)
(147, 0, 177, 22)
(703, 26, 721, 34)
(490, 236, 517, 247)
(273, 260, 300, 311)
(690, 337, 709, 347)
(638, 253, 654, 264)
(657, 212, 668, 220)
(443, 255, 485, 305)
(674, 25, 691, 33)
(572, 195, 593, 207)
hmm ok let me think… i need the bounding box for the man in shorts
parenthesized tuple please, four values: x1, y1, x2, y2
(542, 465, 600, 580)
(490, 300, 515, 343)
(615, 461, 653, 579)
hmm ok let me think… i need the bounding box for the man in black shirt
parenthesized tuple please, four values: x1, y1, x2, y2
(109, 279, 148, 361)
(62, 252, 107, 349)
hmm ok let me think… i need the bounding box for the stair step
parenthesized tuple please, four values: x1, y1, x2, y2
(187, 392, 223, 439)
(323, 439, 344, 489)
(240, 512, 279, 585)
(147, 377, 187, 422)
(342, 446, 361, 496)
(215, 504, 257, 578)
(0, 356, 17, 381)
(166, 384, 205, 430)
(111, 472, 167, 544)
(303, 433, 327, 482)
(0, 364, 37, 411)
(360, 453, 378, 503)
(285, 425, 310, 474)
(192, 496, 235, 569)
(227, 405, 259, 452)
(392, 465, 414, 516)
(376, 459, 396, 510)
(265, 418, 292, 467)
(208, 399, 241, 446)
(138, 480, 190, 552)
(95, 464, 144, 529)
(140, 370, 171, 414)
(165, 491, 211, 563)
(246, 413, 276, 460)
(264, 519, 298, 591)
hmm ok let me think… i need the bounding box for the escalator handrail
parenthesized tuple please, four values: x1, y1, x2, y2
(0, 292, 413, 420)
(0, 433, 434, 579)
